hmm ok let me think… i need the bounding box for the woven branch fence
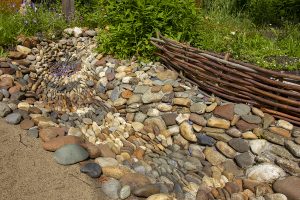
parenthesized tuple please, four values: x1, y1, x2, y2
(150, 34, 300, 125)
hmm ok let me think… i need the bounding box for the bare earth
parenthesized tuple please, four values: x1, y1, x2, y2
(0, 119, 107, 200)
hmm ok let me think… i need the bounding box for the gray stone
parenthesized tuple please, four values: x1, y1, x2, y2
(119, 185, 131, 199)
(142, 90, 164, 104)
(54, 144, 89, 165)
(110, 87, 120, 101)
(205, 132, 232, 142)
(263, 131, 285, 146)
(134, 85, 150, 94)
(241, 115, 262, 124)
(5, 112, 22, 124)
(190, 103, 206, 114)
(196, 134, 216, 146)
(285, 140, 300, 158)
(27, 127, 39, 138)
(101, 178, 121, 200)
(228, 138, 249, 153)
(80, 162, 102, 178)
(234, 152, 254, 169)
(134, 112, 147, 123)
(275, 157, 300, 176)
(189, 113, 207, 126)
(0, 102, 11, 117)
(234, 104, 251, 116)
(249, 139, 270, 155)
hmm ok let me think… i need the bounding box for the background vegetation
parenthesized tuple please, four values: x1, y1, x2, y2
(0, 0, 299, 70)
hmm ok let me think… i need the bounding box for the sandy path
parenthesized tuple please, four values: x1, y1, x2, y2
(0, 119, 107, 200)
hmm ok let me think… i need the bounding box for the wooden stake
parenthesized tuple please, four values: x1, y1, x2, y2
(62, 0, 74, 22)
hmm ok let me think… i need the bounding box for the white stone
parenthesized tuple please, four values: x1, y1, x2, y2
(132, 122, 144, 132)
(73, 27, 83, 37)
(176, 113, 190, 124)
(249, 139, 270, 155)
(95, 157, 119, 167)
(246, 163, 286, 183)
(276, 120, 293, 131)
(157, 103, 172, 112)
(16, 45, 31, 55)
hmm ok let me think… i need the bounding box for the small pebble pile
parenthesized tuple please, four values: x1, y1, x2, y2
(0, 27, 299, 200)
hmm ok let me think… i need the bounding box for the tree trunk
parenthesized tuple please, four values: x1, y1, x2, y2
(62, 0, 74, 22)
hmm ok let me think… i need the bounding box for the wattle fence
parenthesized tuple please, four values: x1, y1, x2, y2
(151, 34, 300, 125)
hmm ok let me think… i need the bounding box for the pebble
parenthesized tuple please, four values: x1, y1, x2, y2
(273, 176, 300, 200)
(197, 134, 216, 146)
(80, 162, 102, 178)
(5, 112, 22, 124)
(207, 117, 230, 129)
(180, 121, 197, 142)
(95, 157, 119, 167)
(27, 127, 39, 138)
(228, 138, 249, 153)
(234, 152, 254, 169)
(246, 163, 286, 183)
(234, 104, 251, 116)
(20, 119, 34, 130)
(241, 115, 262, 124)
(190, 103, 206, 114)
(146, 193, 174, 200)
(133, 184, 161, 198)
(54, 144, 89, 165)
(101, 178, 121, 200)
(216, 141, 236, 158)
(203, 147, 226, 165)
(43, 136, 82, 151)
(119, 185, 131, 199)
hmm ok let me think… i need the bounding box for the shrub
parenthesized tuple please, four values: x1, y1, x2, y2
(96, 0, 201, 59)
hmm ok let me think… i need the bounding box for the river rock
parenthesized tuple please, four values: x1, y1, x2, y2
(273, 176, 300, 200)
(234, 104, 251, 116)
(234, 152, 254, 169)
(241, 115, 262, 124)
(180, 121, 197, 142)
(228, 138, 249, 153)
(197, 134, 216, 146)
(0, 102, 11, 117)
(207, 117, 230, 129)
(213, 104, 234, 120)
(120, 173, 151, 190)
(203, 147, 226, 165)
(80, 162, 102, 178)
(190, 103, 206, 114)
(43, 135, 83, 151)
(246, 163, 286, 183)
(284, 140, 300, 158)
(5, 112, 22, 124)
(276, 120, 293, 131)
(20, 119, 34, 130)
(189, 113, 207, 126)
(95, 157, 119, 167)
(133, 184, 161, 198)
(54, 144, 89, 165)
(146, 193, 174, 200)
(216, 141, 236, 158)
(101, 177, 121, 200)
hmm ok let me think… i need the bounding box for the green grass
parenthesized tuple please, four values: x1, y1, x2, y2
(194, 8, 300, 71)
(0, 1, 299, 71)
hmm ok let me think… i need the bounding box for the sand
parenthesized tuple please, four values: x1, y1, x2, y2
(0, 119, 108, 200)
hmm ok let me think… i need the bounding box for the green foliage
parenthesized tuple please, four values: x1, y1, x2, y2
(96, 0, 201, 58)
(194, 12, 300, 70)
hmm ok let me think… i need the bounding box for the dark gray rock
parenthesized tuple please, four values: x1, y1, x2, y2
(80, 162, 102, 178)
(196, 134, 216, 146)
(234, 152, 254, 169)
(228, 138, 249, 153)
(27, 127, 39, 138)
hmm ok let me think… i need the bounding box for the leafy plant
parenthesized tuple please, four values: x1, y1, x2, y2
(96, 0, 201, 59)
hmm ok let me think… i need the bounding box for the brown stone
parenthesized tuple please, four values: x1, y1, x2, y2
(28, 107, 42, 114)
(39, 127, 65, 142)
(42, 135, 82, 151)
(8, 51, 26, 59)
(80, 142, 101, 158)
(98, 143, 116, 158)
(162, 84, 173, 93)
(213, 104, 234, 121)
(121, 90, 133, 99)
(102, 165, 132, 179)
(133, 147, 145, 160)
(19, 119, 34, 130)
(243, 179, 261, 192)
(120, 173, 151, 191)
(273, 176, 300, 200)
(255, 183, 273, 196)
(224, 182, 241, 194)
(268, 127, 291, 138)
(8, 85, 21, 94)
(236, 120, 259, 132)
(151, 86, 161, 93)
(0, 77, 13, 89)
(0, 67, 15, 75)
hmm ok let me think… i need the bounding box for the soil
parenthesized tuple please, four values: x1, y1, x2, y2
(0, 119, 108, 200)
